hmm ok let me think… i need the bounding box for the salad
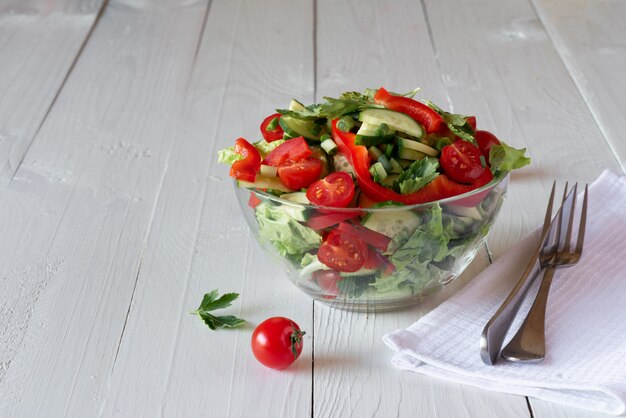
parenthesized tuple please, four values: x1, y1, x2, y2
(219, 87, 529, 307)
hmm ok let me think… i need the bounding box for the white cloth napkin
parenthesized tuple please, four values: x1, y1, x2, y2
(384, 170, 626, 416)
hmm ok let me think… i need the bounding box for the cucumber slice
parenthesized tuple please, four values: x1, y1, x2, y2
(397, 137, 438, 157)
(359, 108, 424, 138)
(280, 203, 310, 222)
(289, 99, 306, 111)
(279, 116, 327, 141)
(339, 268, 379, 278)
(389, 158, 403, 174)
(259, 164, 278, 177)
(444, 204, 484, 221)
(361, 207, 421, 238)
(237, 177, 293, 192)
(398, 147, 427, 161)
(281, 191, 310, 204)
(369, 162, 388, 181)
(355, 122, 395, 146)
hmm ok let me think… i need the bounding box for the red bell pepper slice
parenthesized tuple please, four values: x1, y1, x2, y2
(330, 120, 493, 205)
(259, 113, 284, 142)
(305, 211, 361, 230)
(336, 221, 391, 252)
(373, 87, 443, 133)
(230, 138, 261, 182)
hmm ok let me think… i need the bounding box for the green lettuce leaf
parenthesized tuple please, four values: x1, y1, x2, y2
(217, 147, 243, 165)
(217, 139, 285, 165)
(489, 142, 531, 173)
(255, 203, 321, 259)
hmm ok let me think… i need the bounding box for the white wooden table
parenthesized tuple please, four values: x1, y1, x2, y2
(1, 0, 624, 417)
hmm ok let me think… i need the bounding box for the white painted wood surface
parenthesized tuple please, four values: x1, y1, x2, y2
(0, 0, 623, 417)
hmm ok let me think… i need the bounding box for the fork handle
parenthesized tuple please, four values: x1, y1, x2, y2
(480, 258, 543, 365)
(500, 266, 556, 362)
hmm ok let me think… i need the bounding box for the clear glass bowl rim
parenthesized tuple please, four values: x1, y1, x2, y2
(243, 172, 509, 212)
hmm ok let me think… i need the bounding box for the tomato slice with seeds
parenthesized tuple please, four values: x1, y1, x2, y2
(277, 158, 322, 190)
(262, 136, 311, 167)
(317, 229, 367, 272)
(306, 171, 355, 208)
(440, 141, 486, 184)
(260, 113, 284, 142)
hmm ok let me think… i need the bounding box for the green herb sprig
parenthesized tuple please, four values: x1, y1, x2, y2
(190, 290, 246, 330)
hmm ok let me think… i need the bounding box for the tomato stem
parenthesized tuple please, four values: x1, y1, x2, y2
(290, 323, 306, 360)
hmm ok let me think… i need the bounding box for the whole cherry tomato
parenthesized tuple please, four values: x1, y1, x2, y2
(251, 317, 305, 370)
(475, 130, 501, 161)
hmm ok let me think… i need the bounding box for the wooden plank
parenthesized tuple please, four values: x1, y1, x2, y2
(422, 0, 621, 257)
(0, 0, 105, 189)
(423, 0, 622, 417)
(0, 1, 209, 416)
(532, 0, 626, 173)
(98, 0, 316, 416)
(313, 1, 530, 417)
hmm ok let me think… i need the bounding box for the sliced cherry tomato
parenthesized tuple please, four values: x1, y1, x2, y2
(440, 141, 486, 184)
(248, 192, 262, 208)
(306, 172, 355, 208)
(251, 317, 305, 370)
(312, 269, 341, 299)
(229, 138, 261, 182)
(277, 158, 322, 190)
(317, 229, 368, 272)
(262, 136, 312, 167)
(475, 130, 501, 161)
(305, 211, 361, 230)
(373, 87, 443, 133)
(331, 120, 492, 203)
(336, 222, 391, 251)
(260, 113, 284, 142)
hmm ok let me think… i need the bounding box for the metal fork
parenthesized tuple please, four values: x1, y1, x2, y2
(501, 182, 588, 362)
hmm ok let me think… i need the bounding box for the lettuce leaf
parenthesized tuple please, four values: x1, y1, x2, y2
(489, 142, 531, 173)
(255, 203, 321, 260)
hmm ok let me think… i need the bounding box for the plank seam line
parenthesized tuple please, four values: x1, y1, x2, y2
(187, 0, 213, 87)
(5, 0, 111, 189)
(312, 0, 318, 102)
(108, 153, 173, 374)
(525, 396, 535, 418)
(528, 0, 626, 175)
(310, 299, 315, 418)
(418, 0, 454, 111)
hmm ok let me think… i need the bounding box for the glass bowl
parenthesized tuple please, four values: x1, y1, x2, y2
(234, 174, 509, 312)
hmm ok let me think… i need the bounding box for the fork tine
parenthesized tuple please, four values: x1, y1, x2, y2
(562, 183, 578, 253)
(556, 184, 577, 253)
(575, 184, 588, 255)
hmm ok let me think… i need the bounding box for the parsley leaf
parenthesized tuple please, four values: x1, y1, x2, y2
(190, 289, 246, 330)
(426, 101, 476, 142)
(396, 157, 440, 194)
